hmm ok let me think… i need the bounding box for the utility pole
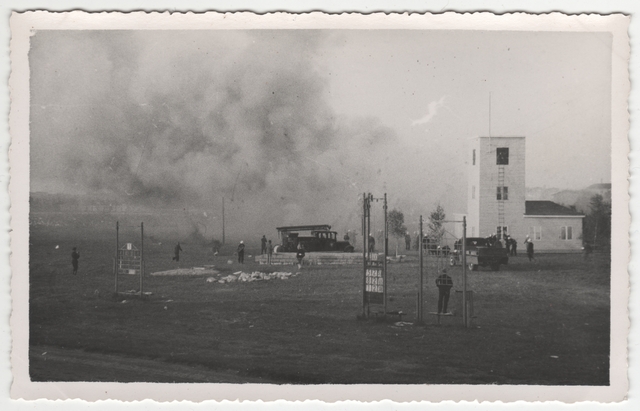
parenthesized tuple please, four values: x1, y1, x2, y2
(222, 197, 226, 245)
(418, 215, 424, 323)
(462, 216, 468, 328)
(383, 193, 388, 316)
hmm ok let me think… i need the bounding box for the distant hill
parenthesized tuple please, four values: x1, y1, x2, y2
(526, 184, 611, 214)
(552, 184, 611, 214)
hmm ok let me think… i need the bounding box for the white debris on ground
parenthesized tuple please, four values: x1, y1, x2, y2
(216, 271, 298, 284)
(151, 266, 219, 276)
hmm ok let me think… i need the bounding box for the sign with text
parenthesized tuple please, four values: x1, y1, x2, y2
(365, 260, 383, 304)
(118, 243, 141, 275)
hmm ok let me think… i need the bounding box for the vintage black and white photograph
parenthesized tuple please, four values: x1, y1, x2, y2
(9, 11, 630, 403)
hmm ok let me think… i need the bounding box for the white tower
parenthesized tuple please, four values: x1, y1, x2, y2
(467, 136, 526, 239)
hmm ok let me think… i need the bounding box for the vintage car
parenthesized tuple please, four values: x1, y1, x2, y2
(274, 224, 355, 253)
(449, 237, 509, 271)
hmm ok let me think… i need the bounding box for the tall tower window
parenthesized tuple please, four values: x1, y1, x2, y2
(472, 149, 476, 165)
(496, 147, 509, 165)
(496, 186, 509, 200)
(472, 185, 476, 199)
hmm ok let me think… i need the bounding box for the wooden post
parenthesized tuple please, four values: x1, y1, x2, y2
(419, 215, 424, 323)
(383, 193, 388, 316)
(462, 216, 468, 328)
(140, 222, 144, 297)
(222, 197, 226, 245)
(362, 192, 367, 317)
(115, 221, 119, 294)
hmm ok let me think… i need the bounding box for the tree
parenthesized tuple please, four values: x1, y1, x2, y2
(583, 194, 611, 250)
(388, 209, 407, 255)
(428, 205, 446, 244)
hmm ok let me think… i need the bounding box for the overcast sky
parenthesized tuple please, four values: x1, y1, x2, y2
(29, 30, 612, 237)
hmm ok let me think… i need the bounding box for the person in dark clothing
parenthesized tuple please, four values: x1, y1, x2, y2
(296, 244, 306, 269)
(583, 242, 593, 260)
(525, 238, 534, 261)
(237, 241, 245, 264)
(260, 235, 267, 255)
(510, 237, 518, 256)
(172, 242, 182, 262)
(71, 247, 80, 275)
(368, 235, 376, 253)
(343, 232, 350, 242)
(435, 270, 453, 314)
(405, 232, 411, 250)
(267, 240, 274, 265)
(504, 235, 511, 255)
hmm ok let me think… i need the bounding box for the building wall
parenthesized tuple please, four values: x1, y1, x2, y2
(523, 216, 584, 252)
(470, 136, 526, 239)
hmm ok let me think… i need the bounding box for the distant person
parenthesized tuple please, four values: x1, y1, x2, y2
(504, 235, 511, 254)
(510, 237, 518, 256)
(172, 242, 182, 262)
(267, 240, 274, 265)
(368, 234, 376, 253)
(405, 232, 411, 250)
(343, 232, 350, 242)
(237, 241, 245, 264)
(435, 270, 453, 314)
(71, 247, 80, 275)
(525, 237, 535, 262)
(261, 235, 267, 255)
(583, 242, 593, 260)
(296, 243, 306, 269)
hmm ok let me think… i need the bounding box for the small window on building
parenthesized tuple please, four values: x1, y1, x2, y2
(472, 149, 476, 165)
(529, 226, 542, 240)
(497, 147, 509, 165)
(496, 186, 508, 200)
(472, 185, 476, 199)
(561, 226, 573, 240)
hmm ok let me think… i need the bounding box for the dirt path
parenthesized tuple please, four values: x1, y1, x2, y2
(30, 345, 270, 383)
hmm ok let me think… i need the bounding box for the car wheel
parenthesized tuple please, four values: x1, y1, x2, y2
(344, 246, 354, 253)
(273, 245, 280, 254)
(449, 257, 456, 266)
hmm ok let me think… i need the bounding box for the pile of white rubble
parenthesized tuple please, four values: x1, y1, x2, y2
(207, 271, 299, 284)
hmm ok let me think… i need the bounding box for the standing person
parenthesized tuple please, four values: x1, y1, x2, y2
(368, 234, 376, 253)
(260, 235, 267, 255)
(71, 247, 80, 275)
(296, 243, 305, 269)
(583, 242, 593, 260)
(343, 232, 350, 242)
(172, 242, 182, 262)
(504, 235, 511, 255)
(435, 269, 453, 314)
(525, 237, 535, 262)
(267, 240, 274, 265)
(405, 232, 411, 250)
(237, 241, 245, 264)
(510, 237, 518, 256)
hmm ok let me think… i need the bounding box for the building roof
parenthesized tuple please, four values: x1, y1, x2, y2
(586, 183, 611, 190)
(525, 201, 584, 216)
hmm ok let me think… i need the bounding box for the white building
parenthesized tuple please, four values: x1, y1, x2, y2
(466, 136, 584, 253)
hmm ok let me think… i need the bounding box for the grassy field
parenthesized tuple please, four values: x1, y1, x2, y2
(28, 224, 611, 385)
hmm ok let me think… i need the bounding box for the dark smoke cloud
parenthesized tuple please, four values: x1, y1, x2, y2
(30, 30, 401, 240)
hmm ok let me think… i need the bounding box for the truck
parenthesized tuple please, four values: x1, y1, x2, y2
(449, 237, 509, 271)
(274, 224, 355, 253)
